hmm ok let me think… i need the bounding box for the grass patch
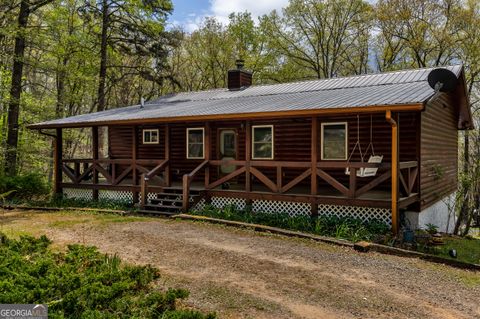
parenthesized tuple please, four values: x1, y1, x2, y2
(434, 237, 480, 265)
(43, 211, 151, 229)
(191, 204, 389, 242)
(96, 215, 147, 224)
(48, 218, 91, 229)
(0, 233, 215, 318)
(454, 270, 480, 287)
(0, 228, 34, 239)
(7, 196, 133, 211)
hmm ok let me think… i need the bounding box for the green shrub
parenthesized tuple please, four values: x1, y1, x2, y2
(425, 223, 439, 235)
(192, 205, 389, 242)
(47, 196, 131, 210)
(0, 233, 215, 318)
(20, 196, 132, 211)
(0, 173, 50, 200)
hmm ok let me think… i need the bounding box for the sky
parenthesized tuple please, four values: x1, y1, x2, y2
(168, 0, 290, 32)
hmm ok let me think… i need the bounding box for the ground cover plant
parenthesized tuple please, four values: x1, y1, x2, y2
(5, 196, 132, 211)
(191, 204, 390, 242)
(33, 196, 132, 211)
(0, 173, 132, 211)
(0, 173, 49, 200)
(0, 233, 215, 319)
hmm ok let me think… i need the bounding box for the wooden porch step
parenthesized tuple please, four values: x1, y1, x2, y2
(144, 204, 182, 211)
(140, 187, 203, 215)
(150, 198, 183, 204)
(162, 187, 202, 195)
(150, 194, 200, 204)
(137, 210, 178, 216)
(153, 193, 183, 199)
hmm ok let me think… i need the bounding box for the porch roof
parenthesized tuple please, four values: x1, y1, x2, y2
(29, 65, 469, 129)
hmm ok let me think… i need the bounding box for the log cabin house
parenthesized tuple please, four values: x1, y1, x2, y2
(29, 63, 473, 233)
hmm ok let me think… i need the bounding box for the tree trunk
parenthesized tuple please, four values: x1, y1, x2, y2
(97, 0, 108, 113)
(48, 56, 68, 183)
(454, 131, 470, 234)
(4, 0, 30, 176)
(95, 0, 109, 158)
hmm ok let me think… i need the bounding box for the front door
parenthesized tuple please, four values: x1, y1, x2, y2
(219, 129, 237, 174)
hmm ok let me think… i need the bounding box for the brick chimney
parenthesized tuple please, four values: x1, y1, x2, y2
(227, 59, 252, 90)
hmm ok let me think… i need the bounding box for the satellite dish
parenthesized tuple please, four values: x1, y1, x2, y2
(427, 68, 457, 92)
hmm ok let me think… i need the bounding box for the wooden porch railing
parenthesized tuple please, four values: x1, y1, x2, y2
(62, 159, 168, 185)
(140, 159, 169, 206)
(182, 160, 209, 211)
(181, 159, 419, 212)
(61, 158, 419, 212)
(62, 158, 169, 203)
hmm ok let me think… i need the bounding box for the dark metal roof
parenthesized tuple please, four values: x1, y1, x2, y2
(30, 65, 464, 128)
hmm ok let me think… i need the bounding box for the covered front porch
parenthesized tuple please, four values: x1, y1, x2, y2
(54, 113, 420, 233)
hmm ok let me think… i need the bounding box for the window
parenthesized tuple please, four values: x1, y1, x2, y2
(252, 125, 274, 159)
(321, 122, 347, 160)
(220, 130, 236, 158)
(187, 128, 205, 159)
(142, 129, 159, 144)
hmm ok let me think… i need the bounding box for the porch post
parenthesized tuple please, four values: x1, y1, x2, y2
(92, 126, 99, 200)
(164, 124, 170, 186)
(54, 128, 63, 197)
(132, 126, 138, 203)
(204, 122, 210, 188)
(386, 111, 399, 234)
(311, 117, 318, 216)
(245, 121, 252, 207)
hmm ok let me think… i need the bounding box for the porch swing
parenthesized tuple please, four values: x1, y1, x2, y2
(345, 115, 383, 177)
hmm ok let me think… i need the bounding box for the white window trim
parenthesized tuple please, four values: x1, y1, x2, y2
(252, 125, 274, 160)
(142, 129, 159, 144)
(186, 127, 205, 159)
(321, 122, 348, 160)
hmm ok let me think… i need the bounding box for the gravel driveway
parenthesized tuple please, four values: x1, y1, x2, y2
(2, 210, 479, 319)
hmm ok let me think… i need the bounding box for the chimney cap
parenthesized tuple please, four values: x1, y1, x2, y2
(235, 59, 245, 70)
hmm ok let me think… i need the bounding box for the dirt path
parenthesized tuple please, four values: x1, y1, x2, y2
(2, 210, 479, 318)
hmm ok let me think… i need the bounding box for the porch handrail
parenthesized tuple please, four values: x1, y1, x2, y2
(62, 158, 165, 166)
(204, 159, 417, 199)
(140, 159, 170, 207)
(209, 159, 311, 168)
(209, 159, 391, 169)
(144, 159, 169, 180)
(318, 162, 389, 169)
(182, 160, 209, 211)
(187, 160, 209, 180)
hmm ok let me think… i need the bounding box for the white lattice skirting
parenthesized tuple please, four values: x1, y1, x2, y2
(194, 197, 391, 224)
(63, 189, 391, 225)
(318, 204, 391, 225)
(63, 188, 93, 200)
(63, 189, 157, 203)
(99, 190, 133, 202)
(252, 200, 311, 217)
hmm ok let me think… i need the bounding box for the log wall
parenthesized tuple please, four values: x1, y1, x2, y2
(420, 93, 459, 210)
